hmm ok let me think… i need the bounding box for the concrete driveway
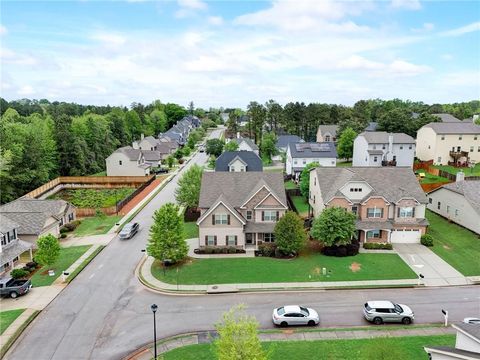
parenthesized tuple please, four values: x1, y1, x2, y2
(394, 243, 471, 286)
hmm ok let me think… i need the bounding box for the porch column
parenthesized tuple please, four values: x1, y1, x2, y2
(29, 248, 33, 261)
(386, 229, 392, 243)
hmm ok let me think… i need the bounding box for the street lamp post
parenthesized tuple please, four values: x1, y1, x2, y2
(151, 304, 158, 359)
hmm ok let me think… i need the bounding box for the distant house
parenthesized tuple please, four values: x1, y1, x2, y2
(364, 122, 378, 132)
(352, 132, 416, 167)
(0, 198, 76, 244)
(196, 172, 288, 251)
(427, 173, 480, 234)
(238, 115, 249, 127)
(132, 135, 174, 161)
(309, 167, 428, 243)
(215, 151, 263, 172)
(285, 142, 337, 178)
(425, 322, 480, 359)
(316, 125, 338, 143)
(432, 113, 463, 123)
(106, 146, 151, 176)
(133, 135, 160, 151)
(415, 122, 480, 165)
(276, 135, 304, 153)
(230, 137, 259, 155)
(0, 214, 33, 274)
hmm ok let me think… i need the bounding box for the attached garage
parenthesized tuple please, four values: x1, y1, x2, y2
(390, 229, 421, 243)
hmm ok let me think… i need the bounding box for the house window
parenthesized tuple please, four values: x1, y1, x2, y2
(246, 211, 252, 220)
(313, 195, 316, 204)
(352, 206, 358, 215)
(119, 160, 123, 165)
(475, 135, 478, 140)
(366, 230, 381, 239)
(373, 145, 377, 150)
(367, 208, 383, 218)
(459, 135, 463, 140)
(263, 233, 275, 243)
(325, 135, 330, 142)
(226, 235, 237, 246)
(59, 218, 64, 226)
(437, 201, 441, 210)
(229, 166, 235, 172)
(206, 235, 215, 246)
(314, 177, 316, 186)
(68, 213, 74, 221)
(398, 207, 414, 218)
(263, 210, 277, 221)
(455, 209, 459, 216)
(374, 156, 378, 162)
(428, 198, 432, 204)
(470, 146, 474, 152)
(446, 205, 450, 214)
(478, 146, 480, 152)
(441, 136, 445, 140)
(437, 157, 442, 163)
(0, 235, 6, 246)
(400, 146, 403, 150)
(294, 160, 298, 165)
(215, 214, 228, 225)
(409, 145, 412, 149)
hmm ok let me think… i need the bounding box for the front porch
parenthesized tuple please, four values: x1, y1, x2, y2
(0, 240, 33, 276)
(449, 150, 469, 167)
(356, 220, 393, 243)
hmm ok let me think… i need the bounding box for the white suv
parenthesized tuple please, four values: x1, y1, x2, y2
(363, 301, 414, 325)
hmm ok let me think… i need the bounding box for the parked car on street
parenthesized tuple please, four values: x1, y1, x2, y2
(199, 145, 205, 152)
(272, 305, 319, 327)
(152, 167, 169, 174)
(363, 301, 414, 325)
(463, 317, 480, 325)
(0, 277, 32, 298)
(119, 222, 139, 240)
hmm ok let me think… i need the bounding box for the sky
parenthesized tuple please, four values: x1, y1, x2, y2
(1, 0, 479, 108)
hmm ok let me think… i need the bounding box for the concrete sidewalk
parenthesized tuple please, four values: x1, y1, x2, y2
(394, 244, 471, 286)
(139, 256, 419, 294)
(60, 233, 115, 247)
(128, 326, 455, 360)
(0, 309, 37, 348)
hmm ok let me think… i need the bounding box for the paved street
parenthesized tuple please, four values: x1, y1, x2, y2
(6, 127, 480, 360)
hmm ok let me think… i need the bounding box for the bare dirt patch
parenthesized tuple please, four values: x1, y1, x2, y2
(282, 329, 295, 335)
(443, 245, 452, 250)
(349, 262, 362, 272)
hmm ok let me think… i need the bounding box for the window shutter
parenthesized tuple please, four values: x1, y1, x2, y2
(235, 236, 237, 245)
(262, 211, 265, 221)
(397, 207, 400, 217)
(205, 235, 208, 246)
(381, 209, 384, 218)
(412, 207, 415, 217)
(212, 214, 215, 225)
(214, 236, 217, 246)
(276, 211, 279, 220)
(227, 215, 230, 225)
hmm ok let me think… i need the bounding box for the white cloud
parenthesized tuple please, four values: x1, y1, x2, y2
(208, 16, 224, 26)
(441, 53, 453, 61)
(338, 55, 431, 76)
(390, 0, 421, 10)
(18, 85, 34, 95)
(0, 25, 7, 36)
(178, 0, 207, 10)
(441, 21, 480, 37)
(412, 22, 434, 32)
(91, 32, 126, 46)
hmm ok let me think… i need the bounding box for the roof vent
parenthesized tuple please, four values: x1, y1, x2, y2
(456, 170, 465, 182)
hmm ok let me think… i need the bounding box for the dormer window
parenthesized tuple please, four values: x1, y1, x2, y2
(119, 160, 122, 165)
(441, 135, 445, 140)
(459, 135, 462, 140)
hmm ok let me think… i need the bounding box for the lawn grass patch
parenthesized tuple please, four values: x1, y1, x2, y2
(432, 164, 480, 176)
(426, 210, 480, 276)
(48, 188, 135, 208)
(162, 335, 455, 360)
(31, 245, 91, 287)
(0, 309, 25, 335)
(90, 171, 106, 176)
(66, 246, 105, 282)
(0, 310, 40, 359)
(291, 195, 309, 216)
(74, 215, 122, 236)
(152, 253, 416, 284)
(336, 161, 352, 167)
(284, 180, 298, 189)
(418, 172, 450, 184)
(183, 222, 199, 239)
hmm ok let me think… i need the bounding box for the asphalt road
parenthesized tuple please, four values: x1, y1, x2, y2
(7, 128, 480, 360)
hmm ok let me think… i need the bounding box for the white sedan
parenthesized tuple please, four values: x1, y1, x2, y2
(272, 305, 319, 327)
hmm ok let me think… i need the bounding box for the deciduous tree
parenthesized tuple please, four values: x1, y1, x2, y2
(274, 211, 307, 254)
(299, 162, 319, 198)
(337, 127, 357, 160)
(224, 141, 239, 152)
(206, 138, 224, 157)
(35, 234, 61, 270)
(310, 207, 356, 246)
(175, 164, 203, 209)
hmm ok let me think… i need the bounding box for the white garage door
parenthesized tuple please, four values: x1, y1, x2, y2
(390, 229, 421, 243)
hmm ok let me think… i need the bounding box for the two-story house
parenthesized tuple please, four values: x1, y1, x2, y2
(0, 214, 33, 274)
(215, 151, 263, 172)
(286, 142, 337, 179)
(309, 167, 428, 243)
(416, 122, 480, 165)
(316, 125, 339, 143)
(352, 132, 415, 167)
(196, 172, 288, 251)
(106, 146, 151, 176)
(229, 136, 260, 155)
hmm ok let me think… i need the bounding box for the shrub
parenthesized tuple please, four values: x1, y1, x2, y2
(21, 266, 32, 273)
(60, 227, 69, 234)
(363, 242, 393, 250)
(64, 222, 79, 231)
(222, 247, 229, 254)
(258, 243, 276, 257)
(228, 246, 237, 254)
(213, 247, 223, 254)
(204, 246, 213, 254)
(421, 234, 434, 247)
(178, 158, 185, 164)
(322, 244, 359, 257)
(71, 219, 81, 227)
(11, 269, 30, 279)
(26, 261, 38, 269)
(60, 233, 67, 238)
(274, 247, 283, 258)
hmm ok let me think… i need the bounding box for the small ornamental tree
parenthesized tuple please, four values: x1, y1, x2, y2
(310, 207, 357, 247)
(166, 155, 174, 168)
(213, 305, 270, 360)
(299, 162, 319, 198)
(224, 141, 239, 152)
(337, 127, 357, 161)
(35, 234, 61, 269)
(175, 164, 203, 209)
(147, 203, 188, 263)
(274, 211, 307, 254)
(206, 138, 224, 157)
(260, 132, 277, 161)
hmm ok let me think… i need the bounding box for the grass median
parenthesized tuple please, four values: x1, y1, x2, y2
(0, 309, 25, 335)
(74, 215, 122, 236)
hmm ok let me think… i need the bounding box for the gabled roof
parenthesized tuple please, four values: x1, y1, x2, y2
(196, 194, 246, 226)
(110, 146, 142, 161)
(364, 122, 378, 132)
(422, 122, 480, 135)
(215, 151, 263, 172)
(432, 113, 462, 123)
(359, 131, 415, 144)
(141, 150, 162, 162)
(431, 180, 480, 215)
(317, 125, 339, 137)
(288, 142, 337, 159)
(231, 137, 259, 151)
(198, 172, 287, 210)
(312, 167, 428, 204)
(0, 214, 19, 234)
(276, 135, 304, 149)
(141, 136, 159, 147)
(454, 322, 480, 342)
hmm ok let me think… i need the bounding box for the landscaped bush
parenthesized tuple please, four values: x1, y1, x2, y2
(322, 242, 360, 257)
(204, 246, 213, 254)
(195, 246, 246, 255)
(64, 221, 80, 231)
(26, 261, 38, 269)
(10, 269, 30, 279)
(60, 227, 69, 234)
(21, 266, 32, 273)
(178, 158, 185, 164)
(60, 233, 67, 238)
(421, 234, 434, 247)
(258, 243, 276, 257)
(228, 246, 237, 254)
(274, 247, 284, 258)
(363, 242, 393, 250)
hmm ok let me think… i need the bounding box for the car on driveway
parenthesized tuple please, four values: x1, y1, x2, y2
(0, 277, 32, 298)
(199, 145, 205, 153)
(119, 222, 139, 240)
(363, 301, 414, 325)
(272, 305, 319, 327)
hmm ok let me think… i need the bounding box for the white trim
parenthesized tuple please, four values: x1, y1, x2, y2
(254, 192, 288, 210)
(394, 197, 420, 205)
(196, 200, 246, 226)
(361, 195, 391, 205)
(325, 196, 354, 206)
(240, 185, 287, 209)
(424, 346, 476, 360)
(228, 156, 248, 167)
(453, 324, 480, 343)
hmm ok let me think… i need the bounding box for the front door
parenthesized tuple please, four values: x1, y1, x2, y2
(245, 233, 254, 245)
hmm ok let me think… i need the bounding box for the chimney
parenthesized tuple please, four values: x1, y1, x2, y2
(456, 170, 465, 182)
(237, 132, 240, 139)
(388, 134, 394, 153)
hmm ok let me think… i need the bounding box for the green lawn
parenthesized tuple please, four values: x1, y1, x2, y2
(48, 188, 135, 208)
(152, 253, 416, 284)
(264, 167, 284, 173)
(426, 210, 480, 276)
(31, 245, 91, 287)
(418, 172, 450, 184)
(284, 180, 298, 189)
(184, 221, 199, 239)
(163, 335, 454, 360)
(0, 309, 25, 335)
(433, 164, 480, 176)
(90, 171, 106, 176)
(336, 161, 352, 167)
(291, 195, 309, 216)
(74, 215, 122, 236)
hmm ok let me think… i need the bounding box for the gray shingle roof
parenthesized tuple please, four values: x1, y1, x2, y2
(0, 239, 33, 267)
(432, 113, 462, 123)
(423, 122, 480, 134)
(425, 346, 480, 359)
(231, 138, 259, 151)
(276, 135, 304, 149)
(455, 322, 480, 341)
(364, 122, 378, 131)
(199, 172, 287, 209)
(439, 180, 480, 215)
(113, 146, 142, 161)
(318, 125, 339, 137)
(141, 150, 162, 162)
(215, 151, 263, 172)
(288, 142, 337, 159)
(313, 167, 428, 204)
(1, 212, 49, 235)
(0, 214, 19, 233)
(359, 131, 415, 144)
